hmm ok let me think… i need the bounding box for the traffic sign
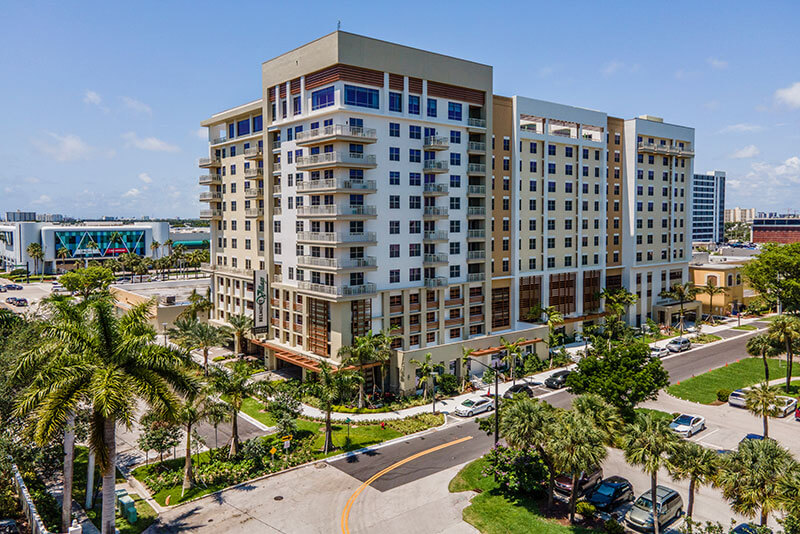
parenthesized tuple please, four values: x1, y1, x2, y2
(269, 447, 277, 455)
(281, 435, 293, 442)
(283, 440, 291, 449)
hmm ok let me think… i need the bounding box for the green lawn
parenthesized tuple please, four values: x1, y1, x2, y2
(85, 493, 156, 534)
(667, 357, 800, 404)
(732, 324, 758, 331)
(450, 458, 594, 534)
(635, 407, 676, 422)
(238, 396, 277, 427)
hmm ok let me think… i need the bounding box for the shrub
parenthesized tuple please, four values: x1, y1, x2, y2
(481, 367, 495, 384)
(523, 354, 546, 375)
(268, 391, 302, 437)
(481, 445, 548, 495)
(604, 519, 626, 534)
(386, 413, 443, 434)
(716, 389, 732, 402)
(437, 373, 458, 396)
(576, 500, 596, 519)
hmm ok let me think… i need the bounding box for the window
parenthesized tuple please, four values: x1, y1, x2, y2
(410, 243, 421, 256)
(408, 95, 420, 115)
(565, 164, 573, 175)
(450, 265, 460, 278)
(450, 197, 460, 210)
(293, 95, 301, 115)
(389, 92, 402, 112)
(449, 242, 460, 255)
(252, 115, 263, 132)
(529, 161, 537, 172)
(390, 270, 400, 283)
(389, 244, 400, 258)
(344, 85, 379, 109)
(237, 119, 250, 136)
(448, 102, 462, 121)
(389, 220, 400, 234)
(409, 196, 421, 209)
(389, 171, 400, 185)
(409, 268, 421, 281)
(450, 220, 460, 233)
(409, 172, 421, 186)
(548, 144, 556, 156)
(565, 146, 573, 157)
(450, 175, 461, 188)
(389, 195, 400, 209)
(311, 86, 334, 110)
(548, 181, 556, 193)
(409, 149, 421, 163)
(389, 122, 400, 137)
(548, 163, 556, 174)
(427, 98, 437, 117)
(450, 153, 461, 166)
(409, 220, 420, 233)
(409, 125, 421, 139)
(389, 147, 400, 161)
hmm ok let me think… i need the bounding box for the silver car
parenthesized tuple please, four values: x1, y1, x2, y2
(774, 396, 797, 417)
(626, 486, 683, 531)
(650, 346, 669, 359)
(454, 396, 493, 417)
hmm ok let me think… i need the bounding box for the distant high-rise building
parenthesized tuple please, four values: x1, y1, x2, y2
(724, 207, 755, 224)
(691, 171, 725, 243)
(5, 210, 36, 222)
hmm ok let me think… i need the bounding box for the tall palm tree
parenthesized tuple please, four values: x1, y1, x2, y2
(150, 240, 161, 260)
(701, 280, 727, 323)
(552, 410, 607, 524)
(543, 306, 564, 366)
(338, 332, 379, 408)
(622, 412, 681, 534)
(499, 397, 560, 512)
(13, 298, 196, 534)
(571, 393, 623, 446)
(459, 347, 475, 393)
(499, 337, 525, 385)
(659, 282, 699, 337)
(209, 361, 271, 457)
(182, 288, 214, 320)
(768, 315, 800, 390)
(371, 327, 398, 395)
(717, 437, 793, 526)
(668, 441, 719, 518)
(176, 388, 225, 496)
(26, 242, 43, 275)
(169, 317, 231, 375)
(163, 239, 174, 257)
(227, 314, 253, 357)
(409, 352, 435, 401)
(746, 334, 779, 384)
(777, 468, 800, 520)
(745, 383, 781, 438)
(308, 361, 362, 453)
(56, 246, 70, 274)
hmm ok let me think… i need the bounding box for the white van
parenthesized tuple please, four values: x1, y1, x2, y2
(728, 389, 748, 408)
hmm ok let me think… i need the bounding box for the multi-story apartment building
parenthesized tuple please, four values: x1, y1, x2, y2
(199, 31, 696, 393)
(691, 171, 725, 244)
(724, 207, 755, 224)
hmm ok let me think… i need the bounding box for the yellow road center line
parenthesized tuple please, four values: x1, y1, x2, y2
(340, 435, 473, 534)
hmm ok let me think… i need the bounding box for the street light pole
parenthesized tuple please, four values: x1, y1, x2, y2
(468, 357, 500, 445)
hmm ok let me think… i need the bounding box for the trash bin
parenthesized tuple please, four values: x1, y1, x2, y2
(125, 503, 137, 524)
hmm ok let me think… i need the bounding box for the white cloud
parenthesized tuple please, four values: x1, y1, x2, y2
(730, 145, 760, 159)
(122, 132, 179, 152)
(123, 188, 141, 198)
(194, 128, 207, 140)
(33, 132, 94, 162)
(602, 61, 624, 77)
(84, 90, 102, 105)
(31, 194, 52, 205)
(707, 57, 728, 70)
(122, 96, 152, 115)
(719, 123, 763, 134)
(138, 172, 153, 184)
(775, 82, 800, 109)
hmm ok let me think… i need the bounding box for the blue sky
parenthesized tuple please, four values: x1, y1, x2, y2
(2, 0, 799, 219)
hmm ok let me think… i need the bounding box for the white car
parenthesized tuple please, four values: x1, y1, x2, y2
(669, 414, 706, 437)
(454, 396, 494, 417)
(650, 346, 669, 359)
(775, 396, 797, 417)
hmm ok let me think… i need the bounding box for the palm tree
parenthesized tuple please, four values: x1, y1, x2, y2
(169, 317, 231, 375)
(659, 282, 699, 337)
(308, 361, 362, 453)
(409, 352, 435, 401)
(26, 242, 43, 275)
(499, 397, 560, 512)
(777, 468, 800, 520)
(768, 315, 800, 390)
(552, 410, 607, 524)
(717, 437, 793, 526)
(622, 412, 681, 534)
(209, 361, 271, 457)
(56, 246, 70, 274)
(668, 441, 719, 518)
(150, 240, 161, 260)
(459, 347, 474, 393)
(176, 388, 225, 496)
(182, 288, 214, 320)
(371, 327, 398, 396)
(571, 393, 623, 446)
(701, 280, 727, 323)
(500, 337, 525, 385)
(163, 239, 174, 257)
(338, 332, 379, 408)
(14, 298, 196, 534)
(745, 383, 781, 438)
(227, 314, 253, 357)
(543, 306, 564, 366)
(746, 334, 779, 384)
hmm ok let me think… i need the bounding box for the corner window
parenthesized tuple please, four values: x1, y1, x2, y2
(311, 86, 335, 110)
(344, 85, 379, 109)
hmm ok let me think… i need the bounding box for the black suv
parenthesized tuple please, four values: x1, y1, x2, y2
(544, 370, 571, 389)
(586, 476, 634, 511)
(503, 383, 535, 399)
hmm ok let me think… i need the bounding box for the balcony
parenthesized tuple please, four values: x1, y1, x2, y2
(469, 314, 484, 323)
(423, 183, 448, 196)
(424, 277, 448, 288)
(201, 262, 254, 278)
(293, 323, 303, 334)
(467, 250, 486, 261)
(423, 160, 449, 173)
(199, 174, 222, 186)
(198, 157, 221, 168)
(638, 141, 694, 157)
(423, 253, 448, 265)
(469, 294, 484, 304)
(467, 229, 486, 240)
(211, 136, 227, 145)
(467, 163, 486, 175)
(272, 162, 281, 174)
(423, 206, 449, 219)
(297, 281, 377, 298)
(467, 185, 485, 196)
(423, 135, 449, 150)
(296, 152, 377, 171)
(295, 124, 378, 146)
(199, 209, 222, 220)
(244, 147, 263, 160)
(273, 206, 282, 216)
(244, 167, 263, 178)
(297, 256, 377, 270)
(245, 208, 264, 218)
(296, 205, 377, 218)
(468, 118, 486, 130)
(272, 140, 282, 151)
(467, 272, 486, 282)
(244, 188, 264, 199)
(467, 141, 486, 153)
(296, 231, 377, 244)
(467, 207, 486, 218)
(272, 185, 282, 195)
(445, 298, 464, 307)
(199, 191, 222, 202)
(445, 317, 464, 328)
(272, 274, 282, 284)
(296, 178, 377, 194)
(423, 230, 448, 242)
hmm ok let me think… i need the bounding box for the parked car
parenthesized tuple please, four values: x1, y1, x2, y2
(739, 433, 765, 446)
(4, 284, 22, 290)
(669, 414, 706, 438)
(731, 524, 771, 534)
(12, 298, 27, 307)
(554, 466, 603, 498)
(0, 286, 5, 293)
(775, 396, 797, 417)
(728, 389, 748, 408)
(454, 396, 494, 417)
(625, 485, 684, 531)
(503, 383, 535, 399)
(650, 346, 669, 359)
(5, 298, 16, 305)
(666, 338, 692, 352)
(544, 370, 572, 389)
(586, 476, 634, 512)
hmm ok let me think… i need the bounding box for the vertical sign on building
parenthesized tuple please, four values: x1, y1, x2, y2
(253, 270, 269, 334)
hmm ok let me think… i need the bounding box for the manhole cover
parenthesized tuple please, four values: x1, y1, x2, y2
(274, 496, 284, 501)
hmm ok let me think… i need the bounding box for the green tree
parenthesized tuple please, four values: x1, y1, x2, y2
(668, 441, 719, 518)
(150, 240, 160, 259)
(622, 412, 681, 534)
(338, 332, 378, 408)
(552, 410, 607, 524)
(26, 242, 44, 275)
(181, 288, 214, 320)
(13, 298, 196, 534)
(725, 221, 751, 242)
(137, 410, 181, 464)
(499, 337, 525, 385)
(717, 437, 794, 526)
(409, 352, 435, 401)
(267, 390, 302, 437)
(307, 361, 362, 453)
(59, 266, 116, 300)
(371, 327, 398, 395)
(566, 340, 669, 420)
(659, 282, 700, 336)
(571, 393, 623, 446)
(742, 242, 800, 313)
(701, 280, 727, 322)
(169, 318, 231, 376)
(746, 334, 779, 383)
(768, 315, 800, 390)
(209, 361, 271, 457)
(745, 383, 781, 438)
(227, 314, 253, 357)
(175, 388, 225, 496)
(459, 347, 474, 393)
(56, 246, 70, 273)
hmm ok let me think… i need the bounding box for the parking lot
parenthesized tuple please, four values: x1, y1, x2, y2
(0, 278, 54, 314)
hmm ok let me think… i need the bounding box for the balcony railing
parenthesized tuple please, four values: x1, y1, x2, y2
(423, 160, 449, 173)
(272, 140, 282, 151)
(244, 147, 263, 159)
(468, 141, 486, 152)
(467, 207, 486, 216)
(424, 253, 449, 264)
(296, 205, 377, 217)
(199, 174, 222, 185)
(297, 281, 377, 297)
(297, 256, 377, 269)
(199, 209, 222, 219)
(244, 188, 264, 199)
(244, 167, 263, 178)
(245, 208, 264, 218)
(296, 152, 377, 169)
(273, 185, 282, 195)
(424, 277, 448, 288)
(423, 206, 449, 217)
(295, 124, 378, 144)
(423, 183, 448, 194)
(296, 231, 377, 243)
(296, 178, 377, 192)
(467, 272, 486, 282)
(199, 192, 222, 202)
(467, 229, 486, 239)
(198, 157, 221, 167)
(423, 135, 449, 150)
(201, 262, 254, 278)
(272, 162, 281, 173)
(468, 118, 486, 128)
(467, 163, 486, 174)
(467, 185, 486, 195)
(467, 250, 486, 260)
(273, 206, 282, 216)
(272, 274, 282, 284)
(423, 230, 449, 241)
